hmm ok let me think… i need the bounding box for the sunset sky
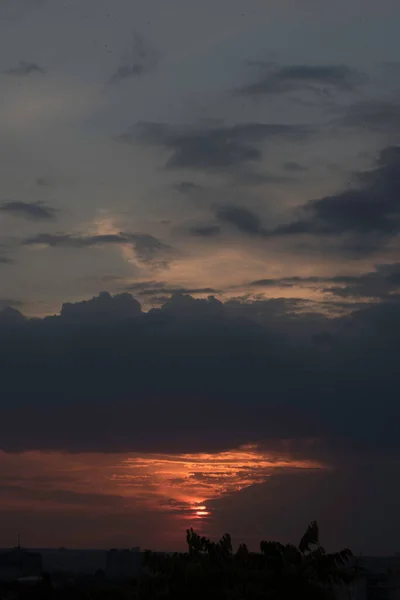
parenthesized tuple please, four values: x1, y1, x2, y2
(1, 0, 400, 554)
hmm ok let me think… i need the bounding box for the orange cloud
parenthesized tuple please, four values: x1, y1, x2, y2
(0, 445, 323, 530)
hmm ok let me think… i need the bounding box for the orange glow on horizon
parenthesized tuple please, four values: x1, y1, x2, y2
(0, 445, 325, 532)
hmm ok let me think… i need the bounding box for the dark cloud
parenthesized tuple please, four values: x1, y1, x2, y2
(23, 231, 174, 263)
(125, 284, 218, 296)
(0, 485, 125, 508)
(122, 121, 312, 178)
(0, 299, 23, 310)
(210, 460, 400, 555)
(1, 291, 400, 472)
(60, 291, 141, 321)
(283, 161, 307, 172)
(0, 256, 13, 264)
(216, 205, 267, 236)
(239, 64, 366, 96)
(327, 263, 400, 299)
(174, 181, 204, 194)
(271, 145, 400, 254)
(247, 266, 400, 300)
(249, 275, 357, 288)
(337, 99, 400, 133)
(189, 225, 221, 237)
(109, 63, 145, 83)
(109, 34, 157, 84)
(36, 177, 50, 186)
(0, 200, 56, 220)
(5, 61, 44, 75)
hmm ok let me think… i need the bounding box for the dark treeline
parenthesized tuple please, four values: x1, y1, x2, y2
(1, 521, 356, 600)
(142, 520, 355, 600)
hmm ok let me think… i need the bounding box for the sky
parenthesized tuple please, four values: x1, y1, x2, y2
(1, 0, 400, 554)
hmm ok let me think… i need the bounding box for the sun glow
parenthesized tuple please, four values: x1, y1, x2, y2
(0, 446, 325, 531)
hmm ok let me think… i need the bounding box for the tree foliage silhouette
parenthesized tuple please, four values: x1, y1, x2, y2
(142, 521, 355, 600)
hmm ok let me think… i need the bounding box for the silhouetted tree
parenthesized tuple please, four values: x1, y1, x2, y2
(142, 521, 355, 600)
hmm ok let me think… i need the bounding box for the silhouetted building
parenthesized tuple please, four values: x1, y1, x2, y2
(16, 547, 141, 578)
(0, 548, 42, 581)
(106, 548, 141, 579)
(361, 557, 400, 600)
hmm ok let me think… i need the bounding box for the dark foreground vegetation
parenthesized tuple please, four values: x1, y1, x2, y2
(142, 521, 355, 600)
(0, 522, 355, 600)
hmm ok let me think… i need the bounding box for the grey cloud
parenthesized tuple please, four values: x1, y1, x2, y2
(0, 200, 56, 220)
(271, 145, 400, 253)
(0, 299, 23, 310)
(239, 64, 366, 96)
(109, 34, 157, 84)
(5, 61, 44, 76)
(189, 225, 221, 237)
(36, 177, 50, 186)
(249, 275, 357, 288)
(0, 256, 13, 264)
(132, 233, 175, 263)
(23, 231, 174, 263)
(0, 484, 125, 508)
(337, 99, 400, 133)
(327, 263, 400, 299)
(23, 232, 126, 248)
(211, 461, 400, 555)
(248, 267, 400, 300)
(123, 121, 312, 176)
(1, 291, 400, 467)
(283, 161, 307, 172)
(61, 291, 141, 321)
(216, 205, 266, 236)
(126, 285, 218, 297)
(174, 181, 204, 194)
(109, 63, 144, 83)
(123, 280, 218, 298)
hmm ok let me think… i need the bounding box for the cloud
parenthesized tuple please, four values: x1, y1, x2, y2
(0, 200, 56, 220)
(189, 225, 221, 237)
(1, 290, 400, 469)
(271, 145, 400, 253)
(174, 181, 204, 194)
(246, 265, 400, 300)
(337, 99, 400, 133)
(0, 299, 23, 310)
(283, 161, 307, 172)
(109, 64, 145, 83)
(215, 205, 267, 236)
(108, 34, 157, 84)
(22, 231, 175, 264)
(5, 61, 45, 76)
(124, 284, 218, 296)
(239, 64, 367, 96)
(122, 121, 312, 178)
(0, 256, 13, 264)
(326, 263, 400, 299)
(60, 291, 142, 321)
